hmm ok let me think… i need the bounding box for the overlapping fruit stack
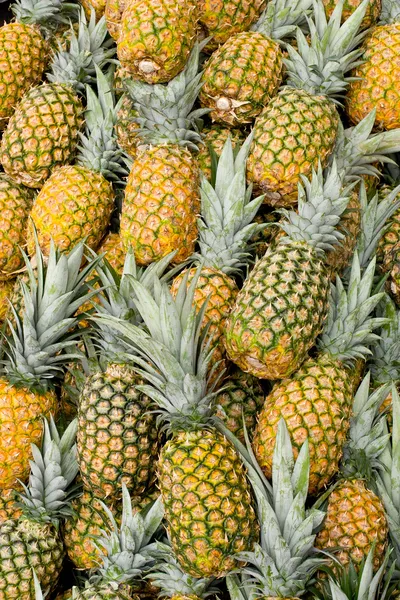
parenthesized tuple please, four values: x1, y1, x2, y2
(1, 0, 400, 598)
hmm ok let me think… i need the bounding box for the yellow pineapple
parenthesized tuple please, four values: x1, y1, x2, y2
(0, 279, 15, 323)
(117, 0, 198, 83)
(105, 0, 128, 39)
(196, 125, 245, 181)
(323, 0, 381, 27)
(80, 0, 106, 20)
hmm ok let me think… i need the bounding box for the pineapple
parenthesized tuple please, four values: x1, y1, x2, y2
(0, 417, 80, 599)
(80, 0, 106, 20)
(315, 373, 390, 570)
(70, 483, 164, 599)
(322, 0, 381, 27)
(169, 134, 266, 380)
(0, 0, 75, 129)
(0, 238, 101, 491)
(76, 250, 174, 500)
(120, 43, 207, 266)
(0, 483, 23, 524)
(0, 174, 33, 279)
(95, 270, 259, 578)
(252, 251, 386, 495)
(0, 278, 16, 322)
(224, 164, 350, 380)
(198, 0, 266, 51)
(116, 0, 198, 84)
(115, 94, 140, 158)
(346, 0, 400, 131)
(246, 0, 370, 206)
(63, 487, 159, 569)
(26, 68, 125, 257)
(224, 419, 327, 600)
(199, 0, 312, 126)
(196, 125, 245, 181)
(0, 10, 115, 189)
(104, 0, 127, 39)
(97, 233, 126, 273)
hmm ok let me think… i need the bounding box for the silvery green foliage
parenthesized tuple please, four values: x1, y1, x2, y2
(370, 295, 400, 385)
(252, 0, 313, 39)
(123, 42, 209, 149)
(317, 251, 386, 363)
(193, 133, 266, 274)
(226, 420, 325, 599)
(277, 161, 352, 254)
(284, 0, 369, 99)
(380, 0, 400, 23)
(90, 484, 164, 586)
(33, 570, 46, 600)
(19, 417, 80, 525)
(376, 384, 400, 569)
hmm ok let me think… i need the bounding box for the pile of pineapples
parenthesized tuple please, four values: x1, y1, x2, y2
(1, 0, 400, 598)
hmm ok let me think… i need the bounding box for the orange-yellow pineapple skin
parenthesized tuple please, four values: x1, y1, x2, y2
(325, 189, 361, 275)
(252, 356, 352, 495)
(0, 279, 16, 323)
(346, 24, 400, 130)
(27, 165, 114, 257)
(105, 0, 129, 39)
(197, 125, 245, 181)
(0, 483, 23, 525)
(323, 0, 381, 28)
(80, 0, 106, 20)
(120, 145, 200, 266)
(198, 0, 266, 51)
(171, 267, 239, 379)
(0, 23, 48, 130)
(98, 233, 127, 272)
(316, 479, 388, 570)
(115, 95, 139, 157)
(117, 0, 198, 83)
(200, 32, 283, 126)
(0, 379, 57, 489)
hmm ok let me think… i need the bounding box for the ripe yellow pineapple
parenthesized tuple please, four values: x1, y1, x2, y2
(120, 44, 207, 266)
(322, 0, 381, 27)
(252, 253, 386, 495)
(26, 69, 123, 256)
(105, 0, 128, 39)
(0, 11, 115, 189)
(98, 233, 126, 272)
(246, 0, 369, 206)
(0, 279, 15, 323)
(196, 125, 245, 181)
(346, 2, 400, 130)
(117, 0, 198, 83)
(80, 0, 106, 19)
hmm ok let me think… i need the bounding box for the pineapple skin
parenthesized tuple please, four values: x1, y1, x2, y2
(316, 479, 388, 570)
(252, 356, 353, 495)
(0, 279, 15, 323)
(0, 24, 48, 130)
(98, 233, 127, 272)
(77, 363, 160, 500)
(72, 585, 134, 600)
(198, 0, 265, 51)
(0, 83, 84, 188)
(322, 0, 381, 28)
(0, 484, 23, 525)
(158, 429, 259, 578)
(170, 267, 239, 382)
(346, 24, 400, 131)
(247, 88, 340, 206)
(26, 165, 114, 256)
(120, 145, 200, 266)
(105, 0, 129, 39)
(80, 0, 107, 20)
(0, 519, 64, 599)
(0, 380, 57, 490)
(224, 241, 330, 380)
(325, 188, 362, 275)
(199, 32, 283, 126)
(117, 0, 198, 83)
(197, 125, 245, 181)
(115, 95, 139, 157)
(0, 175, 33, 279)
(377, 184, 400, 264)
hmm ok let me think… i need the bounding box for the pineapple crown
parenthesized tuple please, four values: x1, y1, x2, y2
(77, 66, 127, 180)
(48, 10, 115, 93)
(317, 251, 387, 364)
(330, 111, 400, 183)
(12, 0, 78, 32)
(2, 235, 102, 394)
(350, 183, 400, 271)
(148, 541, 219, 599)
(252, 0, 313, 40)
(369, 294, 400, 385)
(88, 248, 175, 361)
(33, 571, 45, 600)
(92, 268, 219, 433)
(89, 484, 164, 587)
(122, 42, 209, 150)
(284, 0, 369, 100)
(18, 417, 80, 527)
(376, 385, 400, 569)
(225, 419, 325, 598)
(277, 161, 352, 255)
(380, 0, 400, 24)
(192, 134, 266, 274)
(340, 372, 391, 482)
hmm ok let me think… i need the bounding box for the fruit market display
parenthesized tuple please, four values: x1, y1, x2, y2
(2, 0, 400, 598)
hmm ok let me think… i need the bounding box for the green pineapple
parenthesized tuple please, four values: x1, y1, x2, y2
(0, 417, 80, 599)
(224, 419, 327, 600)
(0, 10, 114, 188)
(94, 270, 259, 578)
